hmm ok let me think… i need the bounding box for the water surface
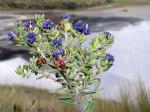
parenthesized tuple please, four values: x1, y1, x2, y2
(0, 8, 150, 99)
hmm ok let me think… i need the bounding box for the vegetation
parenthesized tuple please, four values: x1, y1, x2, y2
(0, 0, 150, 10)
(113, 0, 150, 5)
(0, 81, 150, 112)
(0, 0, 105, 10)
(8, 13, 114, 112)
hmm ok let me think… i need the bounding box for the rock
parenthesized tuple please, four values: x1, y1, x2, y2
(0, 46, 30, 61)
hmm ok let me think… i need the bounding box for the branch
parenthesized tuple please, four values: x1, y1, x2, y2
(48, 63, 73, 91)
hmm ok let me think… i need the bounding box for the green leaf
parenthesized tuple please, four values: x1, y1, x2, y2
(34, 27, 40, 34)
(28, 56, 37, 71)
(59, 97, 75, 104)
(64, 23, 72, 31)
(84, 102, 95, 112)
(15, 65, 24, 76)
(80, 91, 96, 96)
(91, 78, 101, 84)
(91, 37, 99, 51)
(68, 36, 73, 42)
(89, 60, 97, 65)
(66, 63, 74, 68)
(48, 29, 60, 38)
(79, 35, 86, 43)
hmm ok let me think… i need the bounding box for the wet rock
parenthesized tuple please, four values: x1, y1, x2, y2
(0, 46, 30, 61)
(76, 16, 141, 32)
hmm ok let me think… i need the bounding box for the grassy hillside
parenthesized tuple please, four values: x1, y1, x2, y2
(0, 0, 105, 10)
(0, 0, 150, 10)
(0, 82, 150, 112)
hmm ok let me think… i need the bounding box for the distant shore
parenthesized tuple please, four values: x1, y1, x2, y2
(0, 0, 150, 10)
(69, 5, 150, 20)
(0, 4, 149, 20)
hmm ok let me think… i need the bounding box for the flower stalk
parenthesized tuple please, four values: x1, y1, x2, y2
(75, 93, 83, 112)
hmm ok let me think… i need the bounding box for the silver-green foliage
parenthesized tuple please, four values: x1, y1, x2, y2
(10, 14, 114, 112)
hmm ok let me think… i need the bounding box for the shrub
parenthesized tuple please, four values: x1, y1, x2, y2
(7, 14, 114, 112)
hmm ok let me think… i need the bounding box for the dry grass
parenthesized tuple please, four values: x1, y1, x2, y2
(0, 81, 150, 112)
(0, 85, 74, 112)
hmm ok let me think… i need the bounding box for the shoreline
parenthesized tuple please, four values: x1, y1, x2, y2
(0, 5, 149, 20)
(0, 4, 148, 13)
(69, 5, 150, 20)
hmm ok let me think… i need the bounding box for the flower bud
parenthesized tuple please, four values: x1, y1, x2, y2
(37, 57, 47, 65)
(54, 59, 66, 70)
(63, 14, 71, 20)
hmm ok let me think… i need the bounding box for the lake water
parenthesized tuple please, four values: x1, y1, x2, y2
(109, 21, 150, 83)
(99, 21, 150, 99)
(0, 12, 150, 99)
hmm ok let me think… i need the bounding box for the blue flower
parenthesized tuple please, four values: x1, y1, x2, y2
(7, 31, 16, 42)
(52, 38, 62, 46)
(103, 53, 114, 63)
(74, 21, 91, 35)
(53, 48, 64, 57)
(24, 21, 35, 28)
(84, 24, 91, 35)
(74, 21, 86, 34)
(63, 14, 71, 19)
(104, 32, 112, 38)
(42, 19, 54, 29)
(27, 32, 37, 44)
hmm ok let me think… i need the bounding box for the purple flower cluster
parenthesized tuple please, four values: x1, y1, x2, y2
(42, 19, 54, 30)
(7, 31, 16, 42)
(63, 14, 71, 19)
(53, 48, 64, 57)
(24, 21, 35, 28)
(27, 32, 37, 44)
(52, 38, 62, 46)
(104, 32, 112, 39)
(73, 21, 91, 35)
(104, 53, 114, 63)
